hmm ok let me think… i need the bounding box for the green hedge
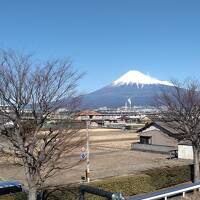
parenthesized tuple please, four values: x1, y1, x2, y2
(85, 165, 193, 199)
(145, 164, 192, 189)
(89, 174, 154, 196)
(84, 174, 154, 200)
(0, 192, 26, 200)
(0, 164, 194, 200)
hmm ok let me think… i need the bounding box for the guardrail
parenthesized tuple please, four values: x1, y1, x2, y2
(79, 185, 126, 200)
(128, 181, 200, 200)
(0, 181, 22, 196)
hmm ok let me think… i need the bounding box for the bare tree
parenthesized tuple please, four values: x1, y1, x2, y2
(156, 79, 200, 183)
(0, 49, 84, 200)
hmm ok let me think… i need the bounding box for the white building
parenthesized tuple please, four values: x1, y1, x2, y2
(178, 142, 193, 160)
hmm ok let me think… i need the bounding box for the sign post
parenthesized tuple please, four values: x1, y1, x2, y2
(86, 120, 90, 183)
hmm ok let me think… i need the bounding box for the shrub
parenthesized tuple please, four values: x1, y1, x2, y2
(0, 192, 26, 200)
(89, 174, 154, 196)
(146, 165, 192, 189)
(43, 186, 79, 200)
(83, 165, 192, 200)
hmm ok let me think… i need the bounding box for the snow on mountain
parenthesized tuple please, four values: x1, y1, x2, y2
(80, 70, 174, 108)
(112, 70, 172, 87)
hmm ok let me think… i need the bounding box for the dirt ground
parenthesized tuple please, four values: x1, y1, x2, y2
(0, 129, 191, 186)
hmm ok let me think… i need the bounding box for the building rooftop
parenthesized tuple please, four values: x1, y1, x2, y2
(78, 110, 101, 116)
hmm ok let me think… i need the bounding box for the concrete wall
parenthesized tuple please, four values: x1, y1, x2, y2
(178, 145, 193, 160)
(132, 143, 177, 154)
(140, 126, 178, 147)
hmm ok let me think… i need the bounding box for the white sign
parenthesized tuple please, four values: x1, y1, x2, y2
(80, 152, 87, 160)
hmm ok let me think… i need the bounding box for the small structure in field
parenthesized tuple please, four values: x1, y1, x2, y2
(132, 121, 193, 159)
(178, 141, 193, 160)
(132, 122, 178, 158)
(135, 121, 178, 145)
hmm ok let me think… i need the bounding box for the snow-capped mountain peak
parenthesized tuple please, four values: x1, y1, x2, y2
(112, 70, 172, 87)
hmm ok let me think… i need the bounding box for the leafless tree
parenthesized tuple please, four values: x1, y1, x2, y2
(156, 79, 200, 183)
(0, 49, 84, 200)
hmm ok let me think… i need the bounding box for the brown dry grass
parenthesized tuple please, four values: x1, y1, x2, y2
(0, 128, 192, 186)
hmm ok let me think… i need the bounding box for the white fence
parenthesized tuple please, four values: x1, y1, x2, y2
(128, 182, 200, 200)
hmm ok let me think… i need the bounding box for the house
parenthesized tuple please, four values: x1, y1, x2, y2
(132, 121, 193, 159)
(140, 116, 152, 123)
(76, 110, 102, 120)
(137, 121, 178, 145)
(76, 110, 103, 127)
(132, 121, 178, 155)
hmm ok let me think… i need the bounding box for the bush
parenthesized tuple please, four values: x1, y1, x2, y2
(43, 186, 79, 200)
(146, 165, 192, 189)
(85, 165, 192, 199)
(84, 165, 192, 200)
(0, 192, 26, 200)
(89, 174, 154, 196)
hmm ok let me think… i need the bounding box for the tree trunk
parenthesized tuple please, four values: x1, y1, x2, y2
(23, 163, 38, 200)
(28, 186, 37, 200)
(193, 146, 200, 183)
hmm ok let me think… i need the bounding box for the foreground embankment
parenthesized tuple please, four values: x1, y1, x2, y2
(1, 164, 194, 200)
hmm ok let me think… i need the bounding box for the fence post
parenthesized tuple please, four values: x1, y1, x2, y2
(182, 191, 186, 198)
(79, 185, 126, 200)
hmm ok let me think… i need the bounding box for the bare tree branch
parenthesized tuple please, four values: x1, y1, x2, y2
(155, 79, 200, 183)
(0, 49, 84, 200)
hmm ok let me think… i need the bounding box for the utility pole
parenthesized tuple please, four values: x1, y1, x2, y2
(86, 120, 90, 183)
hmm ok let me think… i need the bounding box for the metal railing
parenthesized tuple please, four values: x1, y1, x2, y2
(128, 182, 200, 200)
(79, 185, 126, 200)
(0, 181, 22, 196)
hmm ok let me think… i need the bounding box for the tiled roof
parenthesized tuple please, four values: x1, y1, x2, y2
(78, 110, 101, 116)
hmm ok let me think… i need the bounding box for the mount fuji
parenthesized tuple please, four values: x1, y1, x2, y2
(81, 70, 174, 109)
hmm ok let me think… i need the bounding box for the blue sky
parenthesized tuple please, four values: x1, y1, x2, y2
(0, 0, 200, 93)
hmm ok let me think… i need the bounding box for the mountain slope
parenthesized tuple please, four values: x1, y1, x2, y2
(81, 70, 174, 108)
